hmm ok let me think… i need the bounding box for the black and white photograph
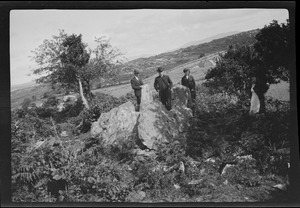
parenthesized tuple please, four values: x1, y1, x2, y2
(3, 1, 298, 206)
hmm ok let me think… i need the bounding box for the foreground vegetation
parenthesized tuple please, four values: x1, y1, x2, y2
(11, 19, 292, 203)
(11, 84, 290, 203)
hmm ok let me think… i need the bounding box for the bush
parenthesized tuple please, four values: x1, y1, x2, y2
(43, 91, 52, 98)
(187, 83, 290, 176)
(21, 98, 32, 108)
(199, 53, 205, 59)
(223, 159, 261, 187)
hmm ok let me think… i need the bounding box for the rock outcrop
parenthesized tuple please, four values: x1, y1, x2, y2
(90, 101, 139, 145)
(90, 84, 193, 151)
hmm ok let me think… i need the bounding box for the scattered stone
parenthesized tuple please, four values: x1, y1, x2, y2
(221, 164, 236, 175)
(126, 190, 146, 202)
(163, 164, 177, 172)
(60, 131, 68, 137)
(236, 155, 255, 161)
(275, 148, 290, 155)
(272, 183, 287, 191)
(133, 149, 157, 159)
(174, 184, 181, 189)
(188, 179, 203, 185)
(57, 101, 65, 112)
(63, 95, 77, 102)
(205, 158, 216, 163)
(200, 168, 205, 175)
(179, 161, 185, 173)
(31, 140, 46, 151)
(185, 156, 202, 168)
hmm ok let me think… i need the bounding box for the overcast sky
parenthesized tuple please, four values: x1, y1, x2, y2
(10, 9, 289, 85)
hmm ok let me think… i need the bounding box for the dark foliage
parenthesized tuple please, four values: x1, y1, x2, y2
(204, 20, 290, 104)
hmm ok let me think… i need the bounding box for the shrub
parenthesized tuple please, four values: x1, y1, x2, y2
(43, 91, 52, 98)
(199, 53, 205, 59)
(222, 159, 261, 187)
(21, 98, 32, 109)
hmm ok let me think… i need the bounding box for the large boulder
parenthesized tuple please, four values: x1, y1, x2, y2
(90, 101, 139, 145)
(90, 84, 192, 150)
(171, 84, 191, 107)
(137, 100, 192, 149)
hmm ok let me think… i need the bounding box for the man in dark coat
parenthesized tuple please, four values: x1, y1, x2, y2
(131, 69, 144, 111)
(181, 68, 196, 102)
(154, 67, 173, 111)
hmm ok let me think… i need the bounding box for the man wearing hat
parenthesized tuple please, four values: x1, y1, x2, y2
(131, 69, 144, 111)
(181, 68, 196, 102)
(154, 67, 173, 111)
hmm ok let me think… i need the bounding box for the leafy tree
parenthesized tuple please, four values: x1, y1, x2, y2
(31, 30, 68, 86)
(204, 45, 258, 102)
(31, 31, 124, 109)
(205, 19, 290, 104)
(58, 33, 90, 108)
(254, 19, 291, 83)
(80, 37, 124, 98)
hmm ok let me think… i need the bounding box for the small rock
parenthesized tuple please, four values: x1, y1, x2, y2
(179, 161, 185, 173)
(236, 155, 254, 161)
(188, 179, 203, 185)
(163, 164, 177, 172)
(174, 184, 181, 189)
(205, 158, 216, 163)
(60, 131, 68, 137)
(126, 190, 146, 202)
(33, 140, 46, 150)
(273, 183, 287, 191)
(221, 164, 235, 175)
(200, 168, 205, 175)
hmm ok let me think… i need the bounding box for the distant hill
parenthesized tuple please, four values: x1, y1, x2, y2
(11, 81, 37, 92)
(113, 29, 260, 84)
(172, 31, 240, 51)
(11, 83, 53, 109)
(126, 53, 155, 61)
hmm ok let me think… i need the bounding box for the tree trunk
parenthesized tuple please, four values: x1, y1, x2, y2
(78, 78, 90, 109)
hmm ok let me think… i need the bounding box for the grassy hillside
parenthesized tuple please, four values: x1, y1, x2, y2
(11, 84, 54, 109)
(116, 29, 259, 78)
(94, 53, 220, 97)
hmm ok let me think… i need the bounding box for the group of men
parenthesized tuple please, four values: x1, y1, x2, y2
(130, 66, 196, 112)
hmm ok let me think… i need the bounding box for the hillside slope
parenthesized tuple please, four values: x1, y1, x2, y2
(93, 52, 221, 97)
(104, 29, 260, 87)
(119, 29, 259, 74)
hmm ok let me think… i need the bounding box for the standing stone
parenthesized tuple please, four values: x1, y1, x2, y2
(137, 84, 192, 150)
(140, 84, 153, 111)
(172, 84, 191, 107)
